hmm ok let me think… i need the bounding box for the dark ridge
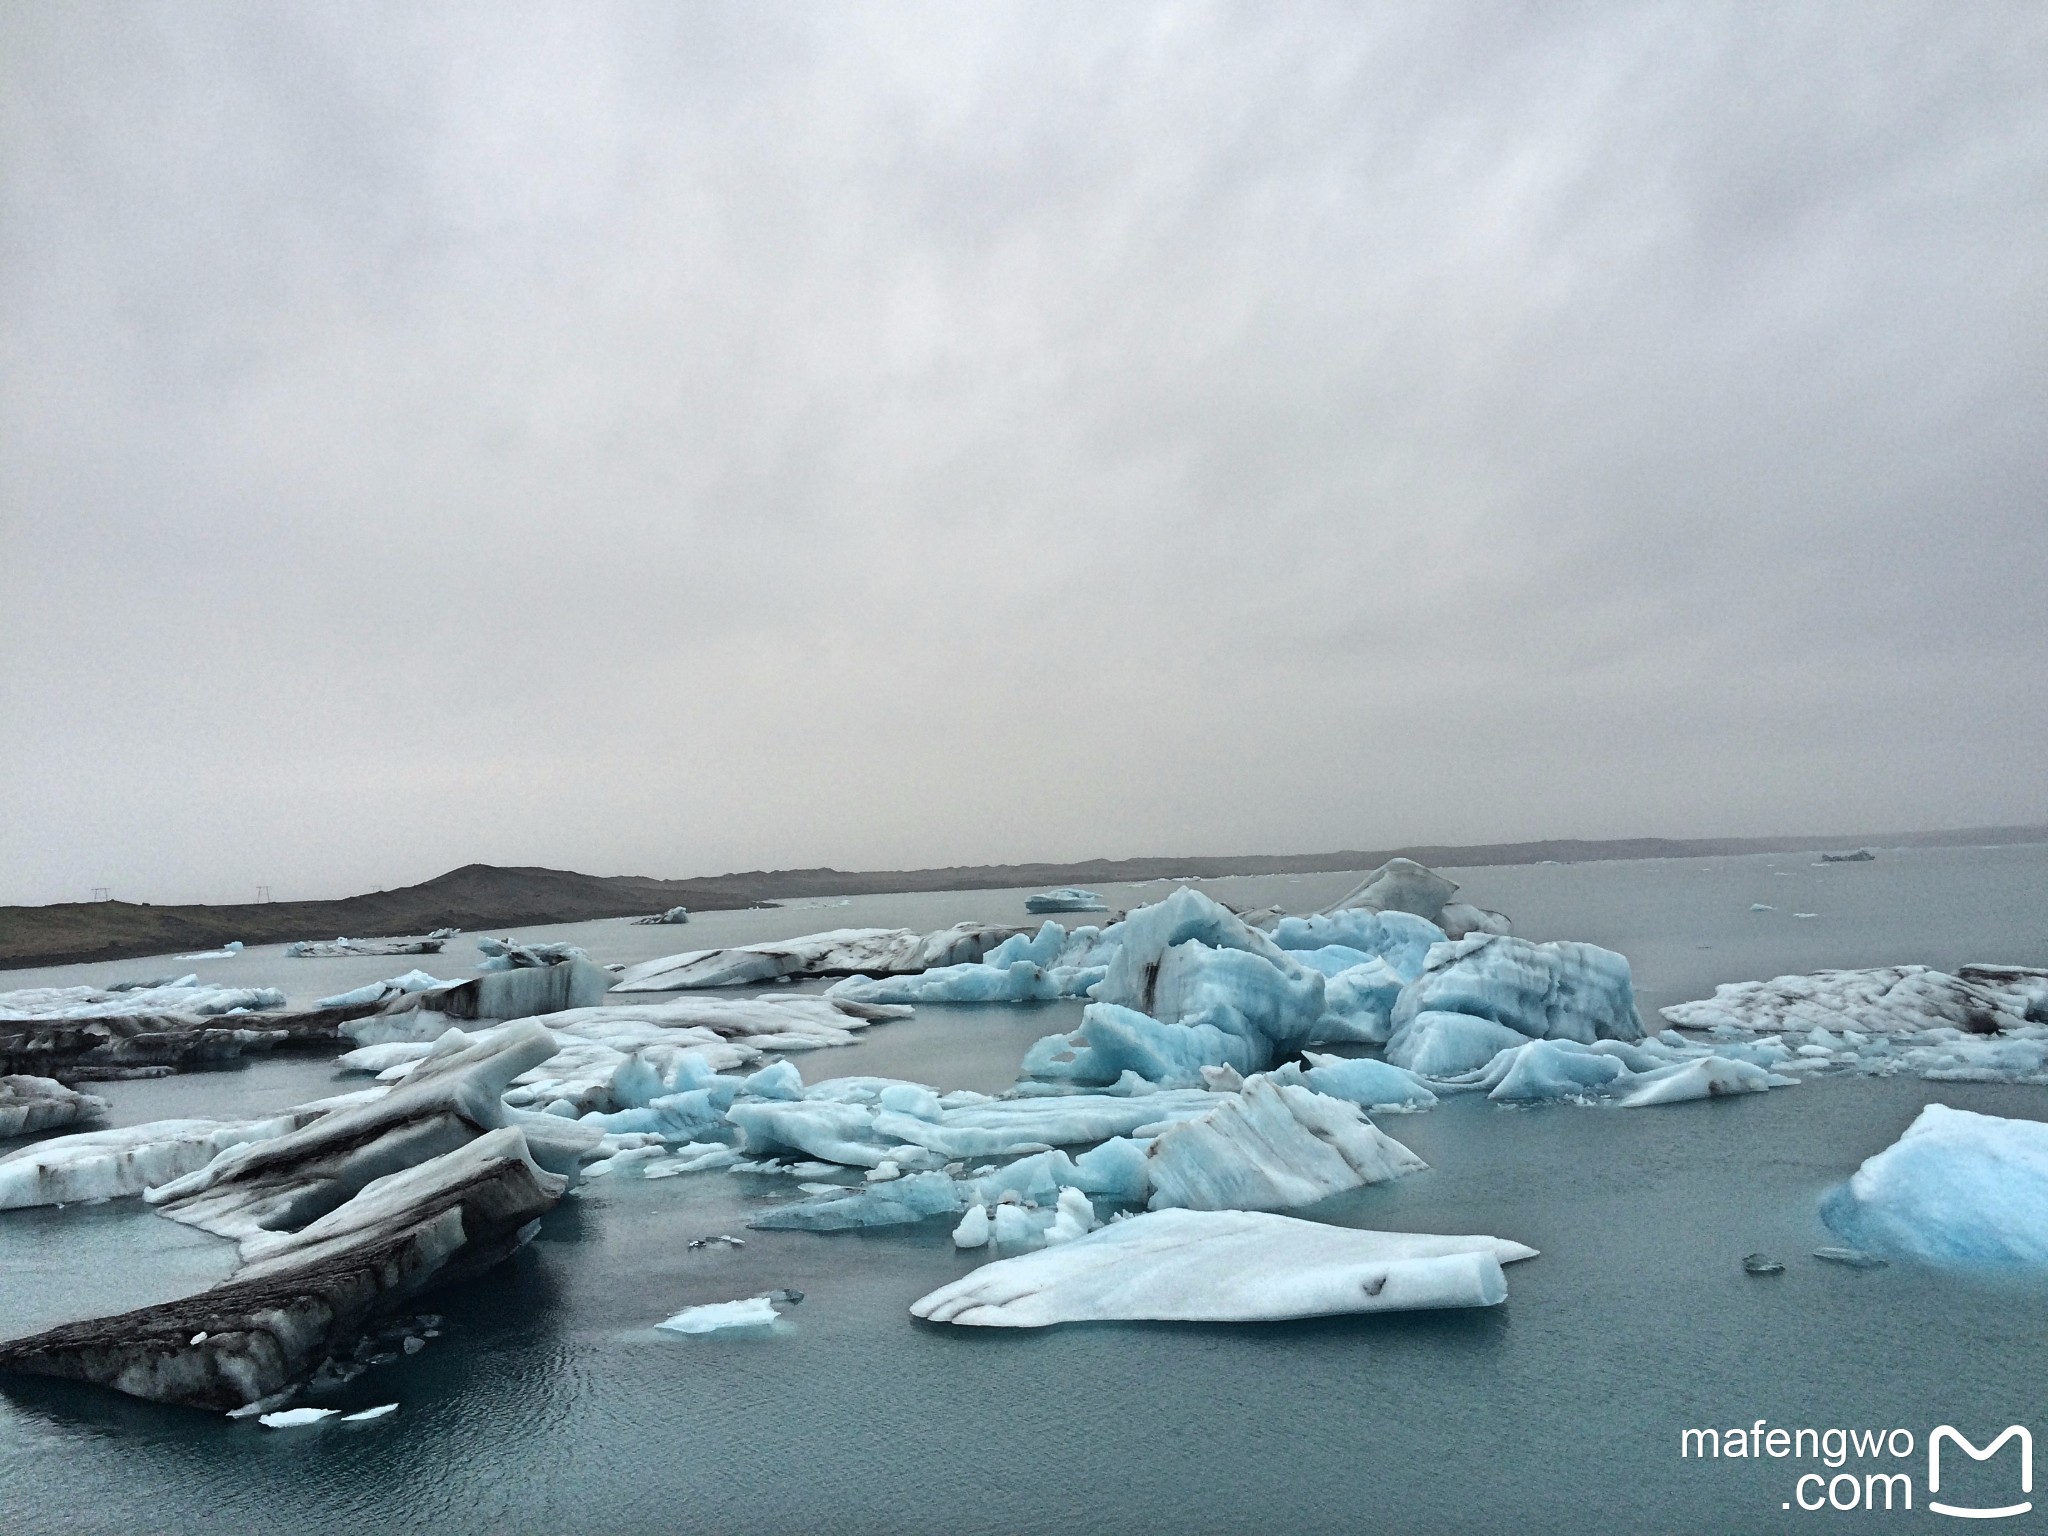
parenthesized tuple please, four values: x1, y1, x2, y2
(5, 825, 2044, 971)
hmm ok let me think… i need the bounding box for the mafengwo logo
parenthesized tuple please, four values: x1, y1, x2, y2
(1679, 1421, 2033, 1517)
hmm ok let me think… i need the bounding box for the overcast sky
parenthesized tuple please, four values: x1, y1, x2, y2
(2, 2, 2044, 906)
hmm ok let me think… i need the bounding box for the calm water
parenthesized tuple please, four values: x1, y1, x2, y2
(3, 845, 2046, 1534)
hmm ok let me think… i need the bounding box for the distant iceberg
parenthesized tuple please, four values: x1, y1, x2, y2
(1025, 888, 1107, 913)
(1320, 858, 1509, 940)
(615, 923, 1023, 991)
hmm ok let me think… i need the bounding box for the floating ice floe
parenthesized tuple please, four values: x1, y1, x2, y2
(1818, 848, 1876, 863)
(614, 923, 1023, 992)
(1320, 858, 1510, 941)
(656, 1290, 801, 1335)
(284, 936, 449, 958)
(0, 1074, 107, 1138)
(259, 1407, 337, 1428)
(1025, 888, 1108, 913)
(1821, 1103, 2048, 1265)
(910, 1208, 1537, 1327)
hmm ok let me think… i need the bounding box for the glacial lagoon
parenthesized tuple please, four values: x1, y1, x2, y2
(3, 844, 2046, 1535)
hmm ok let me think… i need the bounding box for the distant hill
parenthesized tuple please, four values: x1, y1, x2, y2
(4, 825, 2043, 970)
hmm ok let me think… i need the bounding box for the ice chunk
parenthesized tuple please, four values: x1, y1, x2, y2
(341, 1403, 399, 1421)
(656, 1296, 784, 1334)
(1612, 1056, 1781, 1106)
(1272, 909, 1446, 980)
(952, 1203, 991, 1248)
(1310, 959, 1407, 1044)
(1383, 1011, 1531, 1077)
(1021, 1001, 1260, 1089)
(0, 1113, 308, 1209)
(910, 1208, 1537, 1326)
(1142, 1077, 1425, 1212)
(313, 971, 449, 1010)
(629, 907, 692, 925)
(1663, 965, 2037, 1037)
(1043, 1187, 1097, 1244)
(285, 936, 447, 958)
(1391, 932, 1645, 1048)
(615, 923, 1023, 991)
(1025, 888, 1108, 913)
(1820, 1103, 2048, 1264)
(1269, 1053, 1437, 1111)
(0, 1075, 107, 1137)
(0, 982, 286, 1020)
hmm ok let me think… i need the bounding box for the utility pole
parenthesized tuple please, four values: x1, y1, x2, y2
(90, 886, 110, 902)
(256, 885, 273, 903)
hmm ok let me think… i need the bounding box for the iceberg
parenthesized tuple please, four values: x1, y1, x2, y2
(1820, 1103, 2048, 1265)
(474, 937, 592, 971)
(614, 923, 1023, 992)
(0, 982, 288, 1021)
(1663, 965, 2044, 1038)
(1025, 888, 1108, 913)
(284, 936, 448, 958)
(0, 1113, 314, 1210)
(1273, 909, 1446, 980)
(910, 1208, 1538, 1327)
(1266, 1053, 1438, 1111)
(0, 1074, 107, 1137)
(1141, 1077, 1425, 1212)
(828, 958, 1101, 1005)
(1021, 1001, 1262, 1089)
(144, 1021, 596, 1247)
(1319, 858, 1509, 939)
(1383, 933, 1645, 1076)
(0, 1125, 569, 1409)
(313, 971, 450, 1011)
(630, 907, 692, 925)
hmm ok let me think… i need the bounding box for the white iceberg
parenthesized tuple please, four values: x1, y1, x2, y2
(259, 1407, 337, 1428)
(1821, 1103, 2048, 1265)
(656, 1295, 789, 1334)
(313, 971, 450, 1010)
(910, 1208, 1537, 1327)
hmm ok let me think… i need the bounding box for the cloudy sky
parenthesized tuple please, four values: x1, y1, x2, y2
(2, 2, 2043, 906)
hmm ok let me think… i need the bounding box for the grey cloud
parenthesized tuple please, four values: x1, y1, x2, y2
(2, 1, 2044, 904)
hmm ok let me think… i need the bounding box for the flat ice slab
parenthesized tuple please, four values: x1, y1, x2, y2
(656, 1296, 784, 1334)
(910, 1208, 1536, 1327)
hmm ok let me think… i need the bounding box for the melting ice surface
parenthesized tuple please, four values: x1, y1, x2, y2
(1, 844, 2046, 1535)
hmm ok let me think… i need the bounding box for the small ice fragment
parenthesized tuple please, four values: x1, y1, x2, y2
(1751, 904, 1775, 912)
(953, 1203, 991, 1249)
(341, 1404, 398, 1422)
(402, 1336, 424, 1354)
(656, 1296, 783, 1334)
(260, 1407, 338, 1428)
(1741, 1253, 1785, 1275)
(865, 1159, 902, 1183)
(189, 1332, 208, 1346)
(1793, 913, 1818, 919)
(1813, 1246, 1886, 1269)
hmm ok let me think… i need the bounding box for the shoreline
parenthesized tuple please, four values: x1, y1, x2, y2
(4, 824, 2044, 972)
